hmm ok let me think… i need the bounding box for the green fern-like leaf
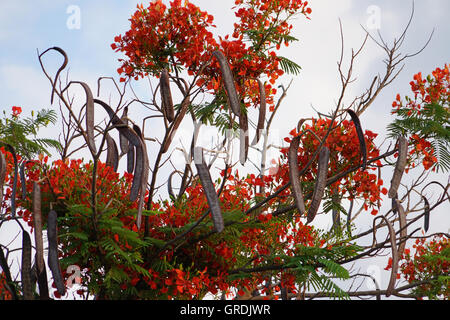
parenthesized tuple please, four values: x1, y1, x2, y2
(278, 56, 302, 75)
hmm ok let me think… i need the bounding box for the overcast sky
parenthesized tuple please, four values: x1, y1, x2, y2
(0, 0, 449, 299)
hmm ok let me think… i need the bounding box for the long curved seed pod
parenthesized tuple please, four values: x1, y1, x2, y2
(394, 200, 407, 257)
(47, 210, 66, 296)
(307, 147, 330, 224)
(346, 198, 354, 235)
(169, 167, 192, 200)
(21, 231, 33, 300)
(251, 79, 266, 145)
(178, 164, 192, 198)
(422, 196, 430, 233)
(288, 136, 306, 215)
(72, 81, 96, 154)
(127, 145, 135, 174)
(281, 287, 288, 300)
(0, 142, 18, 217)
(160, 69, 175, 123)
(94, 99, 143, 201)
(119, 107, 130, 155)
(194, 147, 224, 233)
(30, 261, 37, 290)
(20, 161, 26, 200)
(331, 192, 341, 232)
(212, 50, 240, 117)
(38, 47, 68, 104)
(372, 216, 398, 297)
(133, 125, 149, 229)
(167, 171, 177, 199)
(32, 182, 49, 299)
(20, 160, 38, 200)
(0, 151, 6, 202)
(0, 248, 18, 300)
(94, 99, 141, 147)
(35, 252, 49, 300)
(189, 121, 202, 162)
(296, 118, 307, 134)
(239, 111, 249, 165)
(105, 133, 119, 172)
(162, 96, 190, 154)
(391, 195, 398, 215)
(163, 96, 190, 153)
(388, 136, 408, 198)
(130, 141, 144, 202)
(347, 109, 367, 171)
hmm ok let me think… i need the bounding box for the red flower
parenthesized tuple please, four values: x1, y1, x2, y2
(12, 106, 22, 117)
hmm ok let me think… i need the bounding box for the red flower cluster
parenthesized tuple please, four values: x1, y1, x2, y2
(0, 272, 12, 300)
(392, 64, 449, 171)
(276, 118, 384, 215)
(112, 0, 216, 80)
(112, 0, 312, 112)
(395, 236, 449, 299)
(11, 106, 22, 118)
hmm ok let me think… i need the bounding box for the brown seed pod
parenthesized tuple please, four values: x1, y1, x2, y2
(21, 231, 33, 300)
(0, 151, 6, 202)
(346, 198, 354, 235)
(35, 253, 49, 300)
(307, 147, 330, 224)
(331, 192, 341, 232)
(251, 79, 266, 145)
(423, 196, 430, 233)
(47, 210, 66, 296)
(167, 170, 180, 199)
(178, 164, 193, 198)
(133, 124, 149, 229)
(280, 287, 288, 300)
(212, 50, 241, 117)
(194, 147, 224, 233)
(288, 135, 306, 216)
(38, 47, 68, 104)
(127, 145, 135, 174)
(347, 109, 367, 171)
(372, 216, 398, 297)
(119, 106, 130, 155)
(32, 182, 49, 299)
(0, 247, 18, 300)
(160, 69, 175, 123)
(72, 81, 96, 154)
(296, 118, 307, 134)
(93, 99, 142, 147)
(20, 161, 27, 200)
(94, 99, 143, 202)
(130, 142, 144, 202)
(239, 111, 249, 165)
(105, 133, 119, 172)
(394, 199, 407, 258)
(169, 165, 193, 200)
(20, 160, 39, 200)
(388, 136, 408, 198)
(162, 96, 190, 154)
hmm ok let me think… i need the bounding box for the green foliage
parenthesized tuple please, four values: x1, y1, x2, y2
(409, 245, 450, 300)
(58, 204, 151, 299)
(388, 101, 450, 172)
(278, 56, 302, 76)
(189, 99, 241, 134)
(0, 108, 61, 158)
